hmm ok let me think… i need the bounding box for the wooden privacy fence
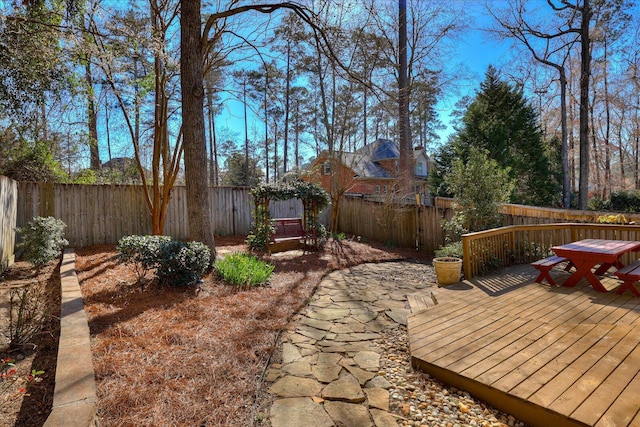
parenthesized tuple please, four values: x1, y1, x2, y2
(336, 196, 453, 254)
(501, 203, 640, 224)
(16, 183, 311, 248)
(0, 176, 17, 270)
(462, 223, 640, 279)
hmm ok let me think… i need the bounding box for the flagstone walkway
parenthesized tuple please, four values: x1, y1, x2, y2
(265, 262, 431, 427)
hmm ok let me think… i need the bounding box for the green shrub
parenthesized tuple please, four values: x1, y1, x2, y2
(156, 240, 211, 287)
(117, 235, 171, 284)
(247, 224, 272, 251)
(15, 217, 68, 267)
(441, 212, 468, 245)
(214, 252, 274, 287)
(435, 241, 463, 259)
(331, 231, 346, 241)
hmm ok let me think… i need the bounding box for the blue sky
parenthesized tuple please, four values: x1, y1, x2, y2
(216, 1, 514, 159)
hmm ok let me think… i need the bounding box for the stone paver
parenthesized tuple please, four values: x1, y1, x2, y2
(324, 401, 373, 426)
(321, 375, 365, 403)
(266, 262, 432, 427)
(364, 388, 390, 411)
(269, 376, 323, 398)
(270, 397, 333, 427)
(353, 350, 381, 371)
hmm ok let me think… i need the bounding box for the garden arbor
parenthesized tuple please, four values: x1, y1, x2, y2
(249, 182, 330, 253)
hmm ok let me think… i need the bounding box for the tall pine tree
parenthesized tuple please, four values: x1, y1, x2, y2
(444, 66, 559, 206)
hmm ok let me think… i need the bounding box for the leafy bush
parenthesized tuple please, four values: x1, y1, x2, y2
(331, 231, 346, 241)
(156, 240, 211, 287)
(597, 214, 629, 224)
(443, 147, 512, 232)
(15, 217, 68, 267)
(590, 191, 640, 213)
(8, 285, 50, 348)
(588, 195, 609, 211)
(214, 252, 274, 287)
(117, 235, 172, 284)
(610, 191, 640, 212)
(247, 213, 273, 251)
(434, 241, 463, 259)
(441, 212, 468, 245)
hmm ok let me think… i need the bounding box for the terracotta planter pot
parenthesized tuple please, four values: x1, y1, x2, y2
(433, 257, 462, 286)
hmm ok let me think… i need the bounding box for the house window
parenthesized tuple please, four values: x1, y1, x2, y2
(322, 162, 331, 175)
(415, 162, 424, 175)
(375, 185, 380, 193)
(383, 185, 388, 194)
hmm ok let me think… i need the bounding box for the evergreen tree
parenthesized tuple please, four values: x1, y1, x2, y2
(222, 152, 264, 187)
(447, 66, 559, 206)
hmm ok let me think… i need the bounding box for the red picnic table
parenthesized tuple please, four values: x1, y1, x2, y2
(551, 239, 640, 292)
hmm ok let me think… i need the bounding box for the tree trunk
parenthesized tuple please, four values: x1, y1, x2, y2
(243, 76, 249, 186)
(559, 69, 570, 208)
(264, 73, 269, 182)
(105, 102, 112, 162)
(180, 0, 216, 261)
(295, 97, 300, 169)
(617, 108, 625, 191)
(206, 88, 217, 186)
(85, 59, 101, 170)
(577, 0, 592, 210)
(398, 0, 412, 195)
(283, 40, 291, 175)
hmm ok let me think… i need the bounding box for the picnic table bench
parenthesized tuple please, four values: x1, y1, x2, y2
(614, 259, 640, 296)
(268, 218, 306, 253)
(531, 255, 573, 287)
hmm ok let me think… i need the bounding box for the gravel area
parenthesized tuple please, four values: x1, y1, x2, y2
(264, 260, 529, 427)
(377, 325, 527, 427)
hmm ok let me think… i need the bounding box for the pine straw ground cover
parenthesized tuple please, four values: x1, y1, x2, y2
(0, 260, 60, 427)
(76, 236, 431, 426)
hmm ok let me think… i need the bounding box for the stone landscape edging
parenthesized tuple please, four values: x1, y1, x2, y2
(43, 248, 98, 427)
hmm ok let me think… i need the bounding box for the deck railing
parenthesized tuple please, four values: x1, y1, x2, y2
(462, 223, 640, 279)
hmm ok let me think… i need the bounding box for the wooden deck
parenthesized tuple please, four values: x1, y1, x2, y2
(407, 264, 640, 427)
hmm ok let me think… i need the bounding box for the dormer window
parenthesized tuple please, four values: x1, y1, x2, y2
(415, 162, 424, 175)
(322, 161, 331, 175)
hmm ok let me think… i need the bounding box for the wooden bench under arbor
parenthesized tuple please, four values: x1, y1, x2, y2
(531, 255, 574, 287)
(614, 259, 640, 296)
(269, 217, 307, 253)
(249, 181, 330, 255)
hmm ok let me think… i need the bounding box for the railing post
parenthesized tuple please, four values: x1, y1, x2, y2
(462, 234, 471, 280)
(509, 228, 515, 266)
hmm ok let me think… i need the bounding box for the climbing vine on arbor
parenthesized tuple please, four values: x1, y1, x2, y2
(248, 181, 330, 251)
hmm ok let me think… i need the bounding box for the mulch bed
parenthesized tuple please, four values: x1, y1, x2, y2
(0, 260, 61, 427)
(2, 236, 431, 427)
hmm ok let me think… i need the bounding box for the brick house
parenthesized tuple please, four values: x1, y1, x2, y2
(305, 138, 434, 199)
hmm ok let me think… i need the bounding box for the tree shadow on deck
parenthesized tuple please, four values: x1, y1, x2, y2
(465, 264, 577, 297)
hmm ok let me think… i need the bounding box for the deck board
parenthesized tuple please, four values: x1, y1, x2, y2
(407, 263, 640, 427)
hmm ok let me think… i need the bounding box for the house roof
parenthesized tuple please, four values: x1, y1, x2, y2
(359, 138, 399, 161)
(310, 138, 432, 180)
(342, 151, 393, 178)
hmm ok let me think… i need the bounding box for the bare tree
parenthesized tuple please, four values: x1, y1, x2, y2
(488, 0, 577, 208)
(92, 2, 183, 234)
